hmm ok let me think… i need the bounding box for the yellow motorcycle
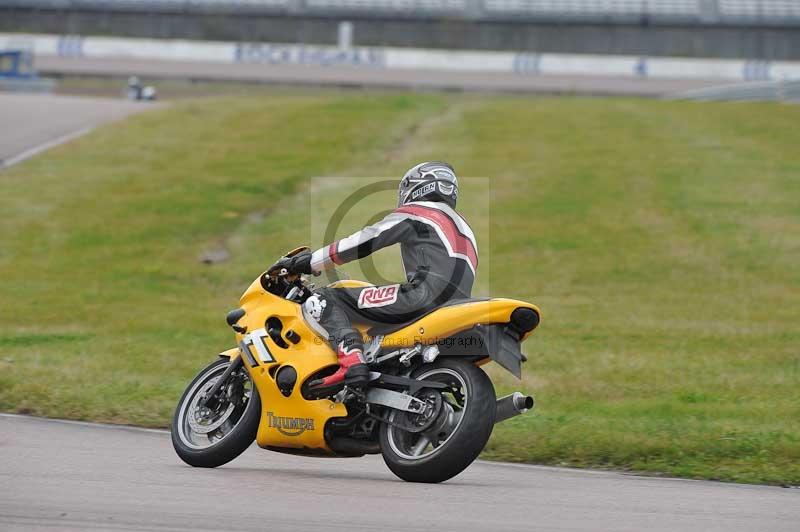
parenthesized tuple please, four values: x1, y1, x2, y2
(172, 247, 541, 483)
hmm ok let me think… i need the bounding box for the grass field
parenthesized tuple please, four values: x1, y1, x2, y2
(1, 90, 798, 485)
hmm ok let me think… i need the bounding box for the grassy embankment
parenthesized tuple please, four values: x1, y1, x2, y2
(1, 90, 798, 485)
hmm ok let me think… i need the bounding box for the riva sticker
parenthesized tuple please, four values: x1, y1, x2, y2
(358, 284, 399, 309)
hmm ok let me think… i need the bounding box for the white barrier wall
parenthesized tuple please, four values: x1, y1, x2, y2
(2, 33, 800, 82)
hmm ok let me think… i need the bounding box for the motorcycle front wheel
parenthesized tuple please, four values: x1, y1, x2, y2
(172, 358, 261, 468)
(379, 359, 496, 483)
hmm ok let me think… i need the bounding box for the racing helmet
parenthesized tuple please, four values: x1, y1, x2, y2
(397, 161, 458, 208)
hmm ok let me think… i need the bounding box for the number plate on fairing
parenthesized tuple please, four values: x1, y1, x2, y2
(239, 328, 276, 365)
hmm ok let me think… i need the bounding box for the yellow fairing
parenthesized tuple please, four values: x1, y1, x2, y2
(218, 347, 240, 359)
(327, 280, 373, 289)
(381, 298, 541, 349)
(324, 281, 541, 348)
(235, 277, 346, 453)
(232, 274, 539, 453)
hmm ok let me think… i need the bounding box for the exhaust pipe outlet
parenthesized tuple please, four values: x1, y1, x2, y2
(495, 392, 535, 424)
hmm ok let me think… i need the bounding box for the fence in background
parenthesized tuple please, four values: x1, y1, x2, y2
(2, 0, 800, 25)
(676, 77, 800, 100)
(3, 32, 800, 83)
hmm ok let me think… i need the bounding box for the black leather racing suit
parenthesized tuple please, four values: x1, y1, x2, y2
(302, 200, 478, 350)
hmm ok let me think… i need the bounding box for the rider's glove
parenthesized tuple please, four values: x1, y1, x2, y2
(268, 250, 314, 277)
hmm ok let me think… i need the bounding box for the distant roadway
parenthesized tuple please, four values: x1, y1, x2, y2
(0, 92, 149, 169)
(36, 56, 725, 97)
(0, 64, 721, 169)
(1, 414, 797, 532)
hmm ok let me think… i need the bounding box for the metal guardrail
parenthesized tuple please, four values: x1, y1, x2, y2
(719, 0, 800, 18)
(483, 0, 698, 17)
(305, 0, 468, 12)
(1, 0, 800, 25)
(671, 79, 800, 103)
(0, 0, 291, 13)
(674, 78, 800, 101)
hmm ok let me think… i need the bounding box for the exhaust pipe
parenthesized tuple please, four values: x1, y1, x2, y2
(495, 392, 535, 424)
(328, 437, 381, 456)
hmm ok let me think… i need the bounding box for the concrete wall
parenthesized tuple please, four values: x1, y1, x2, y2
(8, 32, 798, 82)
(3, 7, 800, 60)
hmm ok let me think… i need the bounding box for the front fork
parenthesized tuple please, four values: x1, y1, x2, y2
(200, 354, 243, 409)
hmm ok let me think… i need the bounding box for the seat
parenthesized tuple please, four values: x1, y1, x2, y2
(365, 297, 488, 336)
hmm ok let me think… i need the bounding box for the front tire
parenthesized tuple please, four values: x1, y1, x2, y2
(172, 358, 261, 468)
(379, 359, 496, 483)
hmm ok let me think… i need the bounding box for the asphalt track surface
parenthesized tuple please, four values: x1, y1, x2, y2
(37, 56, 724, 97)
(1, 414, 798, 532)
(1, 69, 794, 532)
(0, 92, 149, 168)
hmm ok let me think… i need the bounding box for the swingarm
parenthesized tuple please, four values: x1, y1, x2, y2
(363, 372, 447, 414)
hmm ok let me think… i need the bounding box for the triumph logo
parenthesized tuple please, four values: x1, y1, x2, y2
(358, 284, 399, 309)
(267, 411, 315, 436)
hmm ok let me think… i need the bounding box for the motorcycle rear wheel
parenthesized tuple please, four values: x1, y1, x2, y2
(172, 358, 261, 468)
(379, 359, 496, 483)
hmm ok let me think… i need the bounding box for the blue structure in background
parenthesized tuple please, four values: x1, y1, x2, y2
(0, 48, 53, 92)
(0, 49, 37, 79)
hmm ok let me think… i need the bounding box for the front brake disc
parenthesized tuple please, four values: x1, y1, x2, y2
(188, 380, 236, 435)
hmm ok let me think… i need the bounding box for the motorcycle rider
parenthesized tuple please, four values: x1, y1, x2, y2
(269, 162, 478, 392)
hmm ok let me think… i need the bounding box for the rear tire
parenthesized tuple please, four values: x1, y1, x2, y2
(172, 358, 261, 468)
(379, 359, 496, 483)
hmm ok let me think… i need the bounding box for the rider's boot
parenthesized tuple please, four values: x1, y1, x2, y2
(309, 343, 370, 391)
